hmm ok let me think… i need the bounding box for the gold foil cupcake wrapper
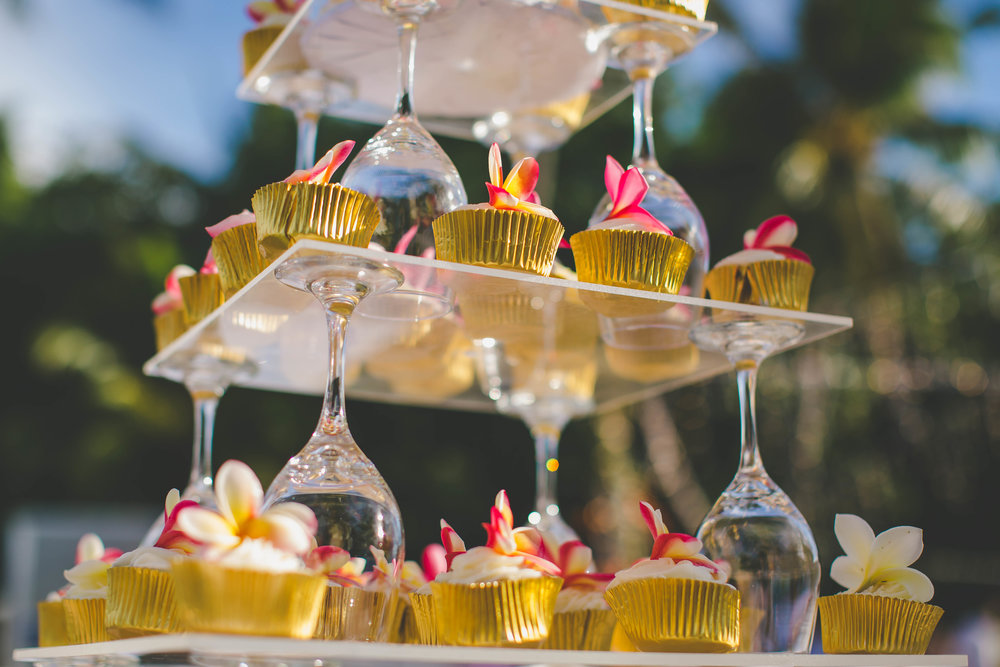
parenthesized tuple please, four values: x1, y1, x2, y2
(287, 182, 381, 249)
(241, 26, 284, 76)
(409, 592, 438, 645)
(178, 273, 224, 325)
(62, 598, 108, 644)
(604, 578, 739, 652)
(603, 0, 708, 23)
(313, 585, 397, 642)
(819, 594, 943, 654)
(212, 223, 272, 298)
(252, 182, 298, 260)
(171, 560, 325, 638)
(431, 576, 562, 647)
(541, 608, 617, 651)
(433, 209, 564, 276)
(747, 260, 814, 311)
(571, 229, 693, 318)
(37, 600, 70, 647)
(106, 567, 180, 638)
(153, 309, 188, 352)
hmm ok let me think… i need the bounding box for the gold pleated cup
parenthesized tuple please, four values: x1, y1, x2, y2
(178, 273, 224, 325)
(153, 309, 187, 352)
(63, 598, 108, 644)
(171, 560, 325, 638)
(242, 26, 283, 75)
(541, 608, 617, 650)
(212, 223, 272, 298)
(604, 578, 739, 652)
(705, 260, 813, 313)
(105, 567, 180, 638)
(431, 576, 562, 647)
(602, 0, 708, 23)
(396, 597, 419, 644)
(313, 585, 398, 642)
(433, 209, 564, 276)
(604, 342, 700, 383)
(252, 182, 299, 260)
(409, 592, 437, 645)
(37, 600, 70, 647)
(819, 594, 943, 655)
(287, 183, 381, 248)
(571, 229, 693, 318)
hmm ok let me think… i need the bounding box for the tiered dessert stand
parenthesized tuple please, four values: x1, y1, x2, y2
(14, 1, 963, 665)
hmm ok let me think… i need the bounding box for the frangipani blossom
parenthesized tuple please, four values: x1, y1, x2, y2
(175, 460, 317, 557)
(741, 215, 811, 264)
(830, 513, 934, 603)
(151, 265, 196, 315)
(421, 544, 447, 581)
(75, 533, 122, 565)
(206, 210, 256, 239)
(638, 501, 729, 580)
(602, 156, 669, 233)
(369, 547, 402, 587)
(485, 144, 557, 219)
(480, 490, 560, 575)
(153, 489, 201, 554)
(247, 0, 304, 24)
(306, 545, 367, 586)
(440, 519, 467, 569)
(552, 540, 612, 590)
(284, 140, 355, 185)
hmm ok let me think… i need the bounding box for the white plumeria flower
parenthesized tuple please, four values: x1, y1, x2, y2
(175, 460, 317, 557)
(830, 513, 934, 603)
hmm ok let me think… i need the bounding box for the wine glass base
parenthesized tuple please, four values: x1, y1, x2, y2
(690, 319, 805, 365)
(274, 253, 404, 298)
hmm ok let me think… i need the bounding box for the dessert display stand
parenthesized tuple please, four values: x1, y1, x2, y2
(12, 634, 969, 667)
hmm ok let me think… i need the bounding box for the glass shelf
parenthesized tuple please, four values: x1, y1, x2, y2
(12, 633, 968, 667)
(236, 0, 717, 144)
(143, 241, 852, 414)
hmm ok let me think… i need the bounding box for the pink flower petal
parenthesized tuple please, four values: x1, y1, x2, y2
(206, 210, 255, 239)
(306, 545, 351, 573)
(164, 265, 196, 298)
(284, 140, 355, 184)
(215, 459, 263, 527)
(558, 541, 593, 575)
(394, 223, 420, 255)
(503, 157, 540, 201)
(486, 183, 520, 209)
(604, 156, 625, 202)
(639, 501, 668, 538)
(488, 143, 503, 188)
(610, 167, 649, 215)
(421, 544, 448, 580)
(175, 507, 240, 549)
(746, 215, 797, 249)
(770, 246, 812, 263)
(494, 490, 513, 528)
(521, 553, 561, 575)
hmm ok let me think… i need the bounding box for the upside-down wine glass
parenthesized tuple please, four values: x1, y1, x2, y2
(263, 253, 405, 566)
(690, 317, 820, 652)
(592, 13, 711, 315)
(341, 0, 467, 257)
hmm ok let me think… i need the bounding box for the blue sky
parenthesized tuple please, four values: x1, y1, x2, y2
(0, 0, 997, 186)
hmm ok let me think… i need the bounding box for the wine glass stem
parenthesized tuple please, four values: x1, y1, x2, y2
(295, 109, 320, 171)
(736, 365, 765, 474)
(631, 74, 659, 169)
(395, 19, 419, 119)
(532, 424, 563, 518)
(188, 392, 218, 495)
(319, 307, 351, 435)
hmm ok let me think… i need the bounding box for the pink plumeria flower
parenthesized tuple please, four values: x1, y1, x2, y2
(306, 545, 368, 586)
(284, 140, 355, 185)
(830, 514, 933, 602)
(602, 156, 670, 234)
(742, 215, 811, 263)
(175, 459, 317, 557)
(638, 501, 729, 580)
(206, 210, 256, 239)
(153, 489, 201, 555)
(369, 547, 402, 587)
(247, 0, 303, 24)
(151, 264, 196, 315)
(440, 519, 467, 570)
(552, 540, 613, 591)
(421, 544, 447, 581)
(485, 144, 557, 219)
(480, 490, 560, 575)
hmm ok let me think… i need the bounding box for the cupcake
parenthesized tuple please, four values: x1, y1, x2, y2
(151, 265, 196, 351)
(396, 546, 447, 644)
(604, 501, 739, 652)
(410, 532, 462, 645)
(541, 539, 617, 651)
(242, 0, 307, 76)
(819, 514, 943, 654)
(252, 140, 381, 260)
(205, 210, 272, 298)
(60, 534, 124, 644)
(309, 545, 400, 642)
(704, 215, 814, 311)
(177, 254, 224, 326)
(433, 143, 564, 276)
(171, 460, 325, 638)
(105, 490, 199, 638)
(571, 157, 693, 318)
(430, 491, 562, 647)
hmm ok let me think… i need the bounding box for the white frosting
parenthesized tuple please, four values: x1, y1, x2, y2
(452, 202, 559, 221)
(588, 216, 667, 235)
(608, 558, 729, 589)
(554, 587, 608, 612)
(112, 547, 180, 572)
(414, 582, 432, 596)
(434, 547, 543, 584)
(63, 560, 110, 600)
(206, 538, 308, 574)
(713, 248, 786, 268)
(45, 591, 62, 603)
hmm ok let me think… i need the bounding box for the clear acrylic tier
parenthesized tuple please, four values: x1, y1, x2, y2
(13, 634, 968, 667)
(236, 0, 718, 143)
(143, 241, 853, 413)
